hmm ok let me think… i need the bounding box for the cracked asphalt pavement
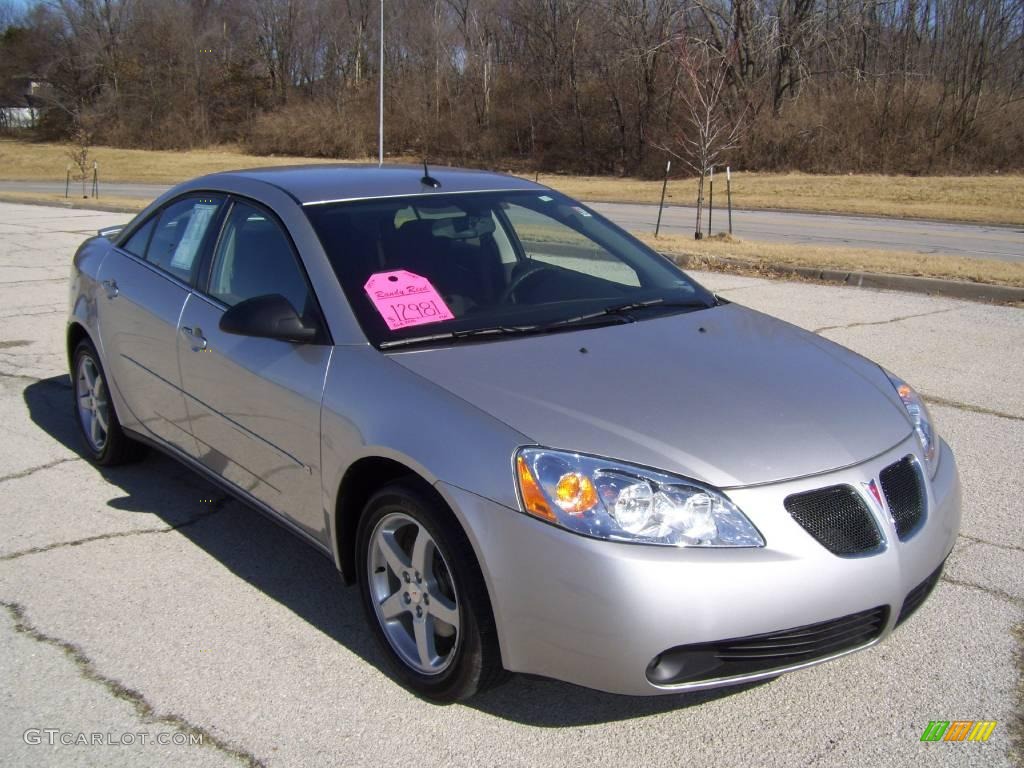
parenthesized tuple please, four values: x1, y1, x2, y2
(0, 201, 1021, 767)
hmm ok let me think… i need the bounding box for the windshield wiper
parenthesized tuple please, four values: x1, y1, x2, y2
(379, 325, 536, 350)
(603, 297, 715, 314)
(539, 297, 714, 332)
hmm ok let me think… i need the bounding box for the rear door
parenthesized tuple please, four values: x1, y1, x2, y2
(177, 198, 331, 540)
(95, 194, 226, 454)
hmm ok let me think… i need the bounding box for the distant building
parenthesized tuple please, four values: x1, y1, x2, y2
(0, 78, 41, 129)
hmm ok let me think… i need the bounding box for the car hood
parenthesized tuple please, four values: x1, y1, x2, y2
(389, 303, 912, 488)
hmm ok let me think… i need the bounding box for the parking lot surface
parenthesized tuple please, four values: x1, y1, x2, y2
(0, 201, 1020, 767)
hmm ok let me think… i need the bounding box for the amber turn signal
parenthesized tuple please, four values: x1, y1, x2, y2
(517, 455, 555, 521)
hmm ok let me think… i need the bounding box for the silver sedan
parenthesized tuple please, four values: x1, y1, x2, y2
(68, 165, 961, 700)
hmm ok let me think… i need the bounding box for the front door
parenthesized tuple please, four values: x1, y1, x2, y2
(177, 199, 331, 540)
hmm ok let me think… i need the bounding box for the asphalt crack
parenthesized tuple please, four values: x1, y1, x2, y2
(0, 307, 64, 318)
(1, 495, 234, 563)
(0, 277, 67, 285)
(0, 369, 69, 387)
(813, 307, 957, 334)
(0, 456, 82, 484)
(958, 533, 1024, 554)
(0, 600, 266, 768)
(0, 369, 43, 383)
(921, 393, 1024, 422)
(941, 575, 1024, 608)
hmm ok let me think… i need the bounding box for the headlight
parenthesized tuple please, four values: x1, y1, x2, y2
(884, 370, 938, 476)
(514, 448, 764, 547)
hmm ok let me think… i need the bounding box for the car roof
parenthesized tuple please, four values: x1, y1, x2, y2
(195, 164, 548, 206)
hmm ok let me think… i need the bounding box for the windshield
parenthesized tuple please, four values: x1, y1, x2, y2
(305, 190, 715, 348)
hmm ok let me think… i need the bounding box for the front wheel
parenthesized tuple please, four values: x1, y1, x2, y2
(356, 481, 507, 701)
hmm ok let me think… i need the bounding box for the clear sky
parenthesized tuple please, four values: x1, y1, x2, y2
(5, 0, 35, 17)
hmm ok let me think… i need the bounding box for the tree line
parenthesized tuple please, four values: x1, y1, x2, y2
(1, 0, 1022, 176)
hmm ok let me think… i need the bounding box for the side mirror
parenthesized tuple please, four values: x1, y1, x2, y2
(219, 294, 318, 344)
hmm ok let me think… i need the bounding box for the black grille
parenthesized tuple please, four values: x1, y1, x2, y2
(784, 484, 882, 556)
(896, 561, 945, 627)
(647, 607, 889, 685)
(880, 456, 926, 539)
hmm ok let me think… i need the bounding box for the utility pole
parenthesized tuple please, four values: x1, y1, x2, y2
(378, 0, 384, 167)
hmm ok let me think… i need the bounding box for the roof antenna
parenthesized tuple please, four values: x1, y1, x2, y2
(421, 159, 441, 189)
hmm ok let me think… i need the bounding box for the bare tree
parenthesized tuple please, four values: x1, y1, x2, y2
(656, 39, 745, 238)
(67, 121, 92, 197)
(5, 0, 1023, 174)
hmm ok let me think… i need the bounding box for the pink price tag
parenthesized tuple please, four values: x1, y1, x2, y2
(363, 270, 455, 331)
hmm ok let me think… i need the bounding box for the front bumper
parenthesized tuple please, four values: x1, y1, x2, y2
(438, 434, 961, 696)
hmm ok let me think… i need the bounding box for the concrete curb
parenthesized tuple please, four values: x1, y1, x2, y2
(0, 194, 143, 215)
(670, 253, 1024, 305)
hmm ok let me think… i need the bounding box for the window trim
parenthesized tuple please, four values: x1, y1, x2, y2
(114, 192, 228, 288)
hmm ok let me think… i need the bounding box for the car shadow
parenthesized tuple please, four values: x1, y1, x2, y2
(23, 374, 767, 727)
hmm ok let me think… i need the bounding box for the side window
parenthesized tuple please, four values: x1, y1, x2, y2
(121, 216, 156, 258)
(146, 196, 224, 283)
(208, 201, 312, 316)
(503, 203, 640, 287)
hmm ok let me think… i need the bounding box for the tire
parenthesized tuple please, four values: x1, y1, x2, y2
(72, 339, 146, 466)
(356, 480, 508, 701)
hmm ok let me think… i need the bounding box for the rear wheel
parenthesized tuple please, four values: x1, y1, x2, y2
(356, 481, 507, 701)
(72, 339, 145, 466)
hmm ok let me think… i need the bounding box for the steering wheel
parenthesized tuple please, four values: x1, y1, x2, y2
(499, 263, 550, 304)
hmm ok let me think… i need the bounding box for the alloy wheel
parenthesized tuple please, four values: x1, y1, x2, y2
(367, 512, 461, 675)
(76, 354, 110, 452)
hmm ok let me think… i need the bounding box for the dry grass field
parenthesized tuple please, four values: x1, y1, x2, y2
(2, 140, 1022, 225)
(637, 233, 1024, 288)
(538, 172, 1024, 226)
(0, 140, 332, 183)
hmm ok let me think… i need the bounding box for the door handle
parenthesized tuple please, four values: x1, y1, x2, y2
(181, 326, 208, 352)
(101, 279, 118, 299)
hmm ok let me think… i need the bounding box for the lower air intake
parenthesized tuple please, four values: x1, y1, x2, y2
(647, 607, 889, 685)
(896, 561, 945, 627)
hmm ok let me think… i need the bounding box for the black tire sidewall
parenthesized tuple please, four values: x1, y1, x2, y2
(356, 482, 490, 702)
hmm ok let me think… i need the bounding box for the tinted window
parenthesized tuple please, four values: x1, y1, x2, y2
(208, 201, 312, 317)
(305, 190, 713, 348)
(121, 217, 155, 258)
(147, 196, 224, 283)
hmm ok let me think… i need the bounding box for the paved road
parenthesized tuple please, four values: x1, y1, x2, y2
(1, 179, 1021, 262)
(0, 201, 1021, 767)
(590, 201, 1024, 262)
